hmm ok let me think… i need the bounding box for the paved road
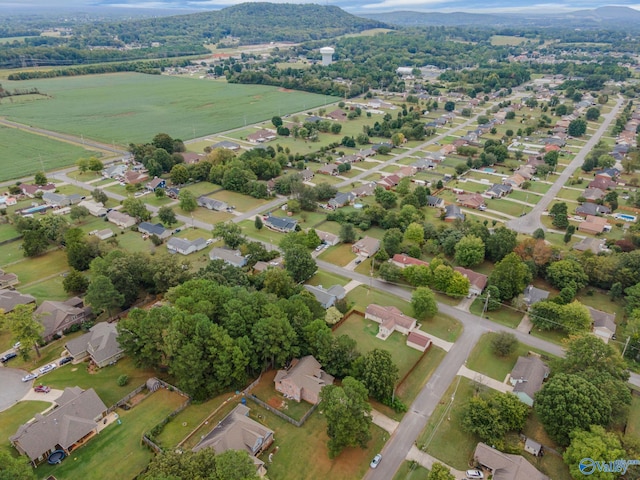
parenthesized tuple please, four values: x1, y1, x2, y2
(506, 96, 624, 234)
(0, 367, 32, 412)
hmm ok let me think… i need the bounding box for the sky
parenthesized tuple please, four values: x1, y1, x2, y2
(1, 0, 640, 14)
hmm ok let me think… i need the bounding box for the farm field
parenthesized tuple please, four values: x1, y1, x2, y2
(0, 125, 97, 181)
(0, 73, 330, 145)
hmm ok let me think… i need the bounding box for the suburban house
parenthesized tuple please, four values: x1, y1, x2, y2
(42, 192, 83, 207)
(575, 202, 611, 217)
(0, 269, 19, 288)
(192, 404, 273, 477)
(327, 109, 347, 121)
(166, 187, 180, 199)
(351, 182, 376, 198)
(406, 330, 432, 352)
(78, 199, 107, 217)
(197, 196, 228, 211)
(588, 175, 617, 190)
(377, 174, 401, 190)
(444, 204, 465, 222)
(365, 304, 417, 339)
(573, 237, 608, 254)
(303, 284, 346, 309)
(246, 129, 277, 144)
(454, 267, 488, 296)
(413, 158, 437, 170)
(299, 168, 314, 182)
(65, 322, 124, 368)
(582, 187, 606, 202)
(509, 356, 550, 406)
(352, 236, 380, 257)
(103, 164, 127, 178)
(0, 195, 17, 206)
(457, 193, 485, 210)
(21, 183, 55, 197)
(209, 247, 247, 268)
(138, 222, 171, 240)
(94, 229, 113, 241)
(426, 196, 444, 209)
(145, 178, 166, 191)
(317, 164, 339, 176)
(473, 443, 549, 480)
(523, 285, 550, 308)
(315, 230, 339, 246)
(503, 173, 526, 188)
(587, 306, 617, 343)
(166, 237, 207, 256)
(486, 184, 512, 199)
(123, 170, 149, 185)
(35, 297, 92, 342)
(210, 140, 241, 151)
(0, 288, 36, 313)
(274, 355, 335, 404)
(253, 257, 284, 273)
(391, 254, 430, 269)
(107, 210, 136, 229)
(578, 215, 610, 235)
(10, 387, 107, 466)
(328, 192, 356, 210)
(525, 438, 544, 457)
(264, 214, 297, 233)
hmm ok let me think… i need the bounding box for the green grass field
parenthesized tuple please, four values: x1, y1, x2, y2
(0, 401, 50, 457)
(0, 125, 97, 181)
(1, 73, 330, 145)
(393, 461, 430, 480)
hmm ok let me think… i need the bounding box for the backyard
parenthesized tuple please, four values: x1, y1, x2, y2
(0, 400, 50, 457)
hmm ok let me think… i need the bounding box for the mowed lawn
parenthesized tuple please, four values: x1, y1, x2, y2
(0, 125, 97, 181)
(1, 73, 330, 144)
(49, 389, 186, 480)
(0, 401, 50, 457)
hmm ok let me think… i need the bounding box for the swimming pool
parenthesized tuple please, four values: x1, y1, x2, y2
(483, 168, 496, 173)
(616, 214, 637, 222)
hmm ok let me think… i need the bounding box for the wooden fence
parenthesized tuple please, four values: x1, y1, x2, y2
(246, 394, 317, 428)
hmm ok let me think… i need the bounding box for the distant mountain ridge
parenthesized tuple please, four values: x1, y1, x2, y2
(359, 6, 640, 28)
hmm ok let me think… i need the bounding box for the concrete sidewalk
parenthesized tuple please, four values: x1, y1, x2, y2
(457, 365, 513, 393)
(371, 409, 399, 435)
(406, 445, 467, 479)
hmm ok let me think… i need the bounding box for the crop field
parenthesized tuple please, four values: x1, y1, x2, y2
(0, 125, 96, 181)
(0, 73, 330, 145)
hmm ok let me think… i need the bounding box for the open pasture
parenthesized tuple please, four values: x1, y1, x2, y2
(1, 73, 330, 145)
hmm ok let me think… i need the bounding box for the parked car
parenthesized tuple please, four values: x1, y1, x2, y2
(59, 356, 74, 366)
(22, 373, 38, 382)
(466, 470, 484, 479)
(13, 342, 21, 350)
(34, 385, 51, 393)
(39, 363, 57, 374)
(370, 454, 382, 469)
(1, 352, 17, 363)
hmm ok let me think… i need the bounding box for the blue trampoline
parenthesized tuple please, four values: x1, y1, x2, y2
(48, 450, 66, 465)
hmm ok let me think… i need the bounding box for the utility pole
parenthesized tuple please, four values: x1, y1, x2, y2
(482, 291, 491, 318)
(623, 335, 631, 358)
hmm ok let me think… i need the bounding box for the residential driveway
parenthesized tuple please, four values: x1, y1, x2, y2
(0, 367, 33, 412)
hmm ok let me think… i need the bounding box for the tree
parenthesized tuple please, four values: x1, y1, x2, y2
(21, 228, 48, 257)
(85, 275, 124, 317)
(379, 262, 403, 283)
(0, 450, 36, 480)
(283, 243, 317, 282)
(568, 118, 587, 137)
(564, 426, 625, 480)
(319, 376, 372, 459)
(92, 188, 108, 204)
(1, 304, 44, 359)
(353, 349, 398, 403)
(122, 197, 151, 222)
(88, 157, 103, 172)
(535, 373, 611, 446)
(34, 171, 47, 186)
(550, 202, 569, 229)
(461, 392, 529, 446)
(558, 335, 629, 382)
(403, 222, 424, 246)
(213, 222, 244, 249)
(272, 116, 283, 128)
(69, 205, 90, 223)
(158, 206, 177, 226)
(454, 235, 485, 267)
(491, 331, 518, 357)
(488, 253, 531, 301)
(546, 258, 587, 290)
(253, 215, 263, 230)
(63, 268, 89, 294)
(340, 223, 356, 243)
(382, 228, 403, 256)
(544, 150, 559, 167)
(446, 271, 470, 298)
(428, 463, 455, 480)
(485, 227, 517, 262)
(171, 163, 189, 185)
(444, 101, 455, 112)
(179, 189, 197, 212)
(411, 287, 438, 320)
(252, 313, 297, 370)
(585, 107, 600, 121)
(76, 157, 89, 173)
(141, 449, 258, 480)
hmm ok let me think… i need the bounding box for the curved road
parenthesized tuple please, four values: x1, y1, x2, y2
(507, 96, 624, 234)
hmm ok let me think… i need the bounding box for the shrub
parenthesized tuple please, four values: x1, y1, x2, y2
(117, 374, 129, 387)
(490, 332, 518, 357)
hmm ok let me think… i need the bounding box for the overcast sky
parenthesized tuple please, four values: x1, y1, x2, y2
(1, 0, 640, 13)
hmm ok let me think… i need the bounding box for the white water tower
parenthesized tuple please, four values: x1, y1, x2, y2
(320, 47, 335, 66)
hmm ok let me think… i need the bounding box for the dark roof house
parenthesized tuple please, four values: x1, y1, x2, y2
(509, 356, 550, 406)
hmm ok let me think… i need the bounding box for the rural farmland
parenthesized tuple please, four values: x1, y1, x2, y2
(0, 73, 331, 145)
